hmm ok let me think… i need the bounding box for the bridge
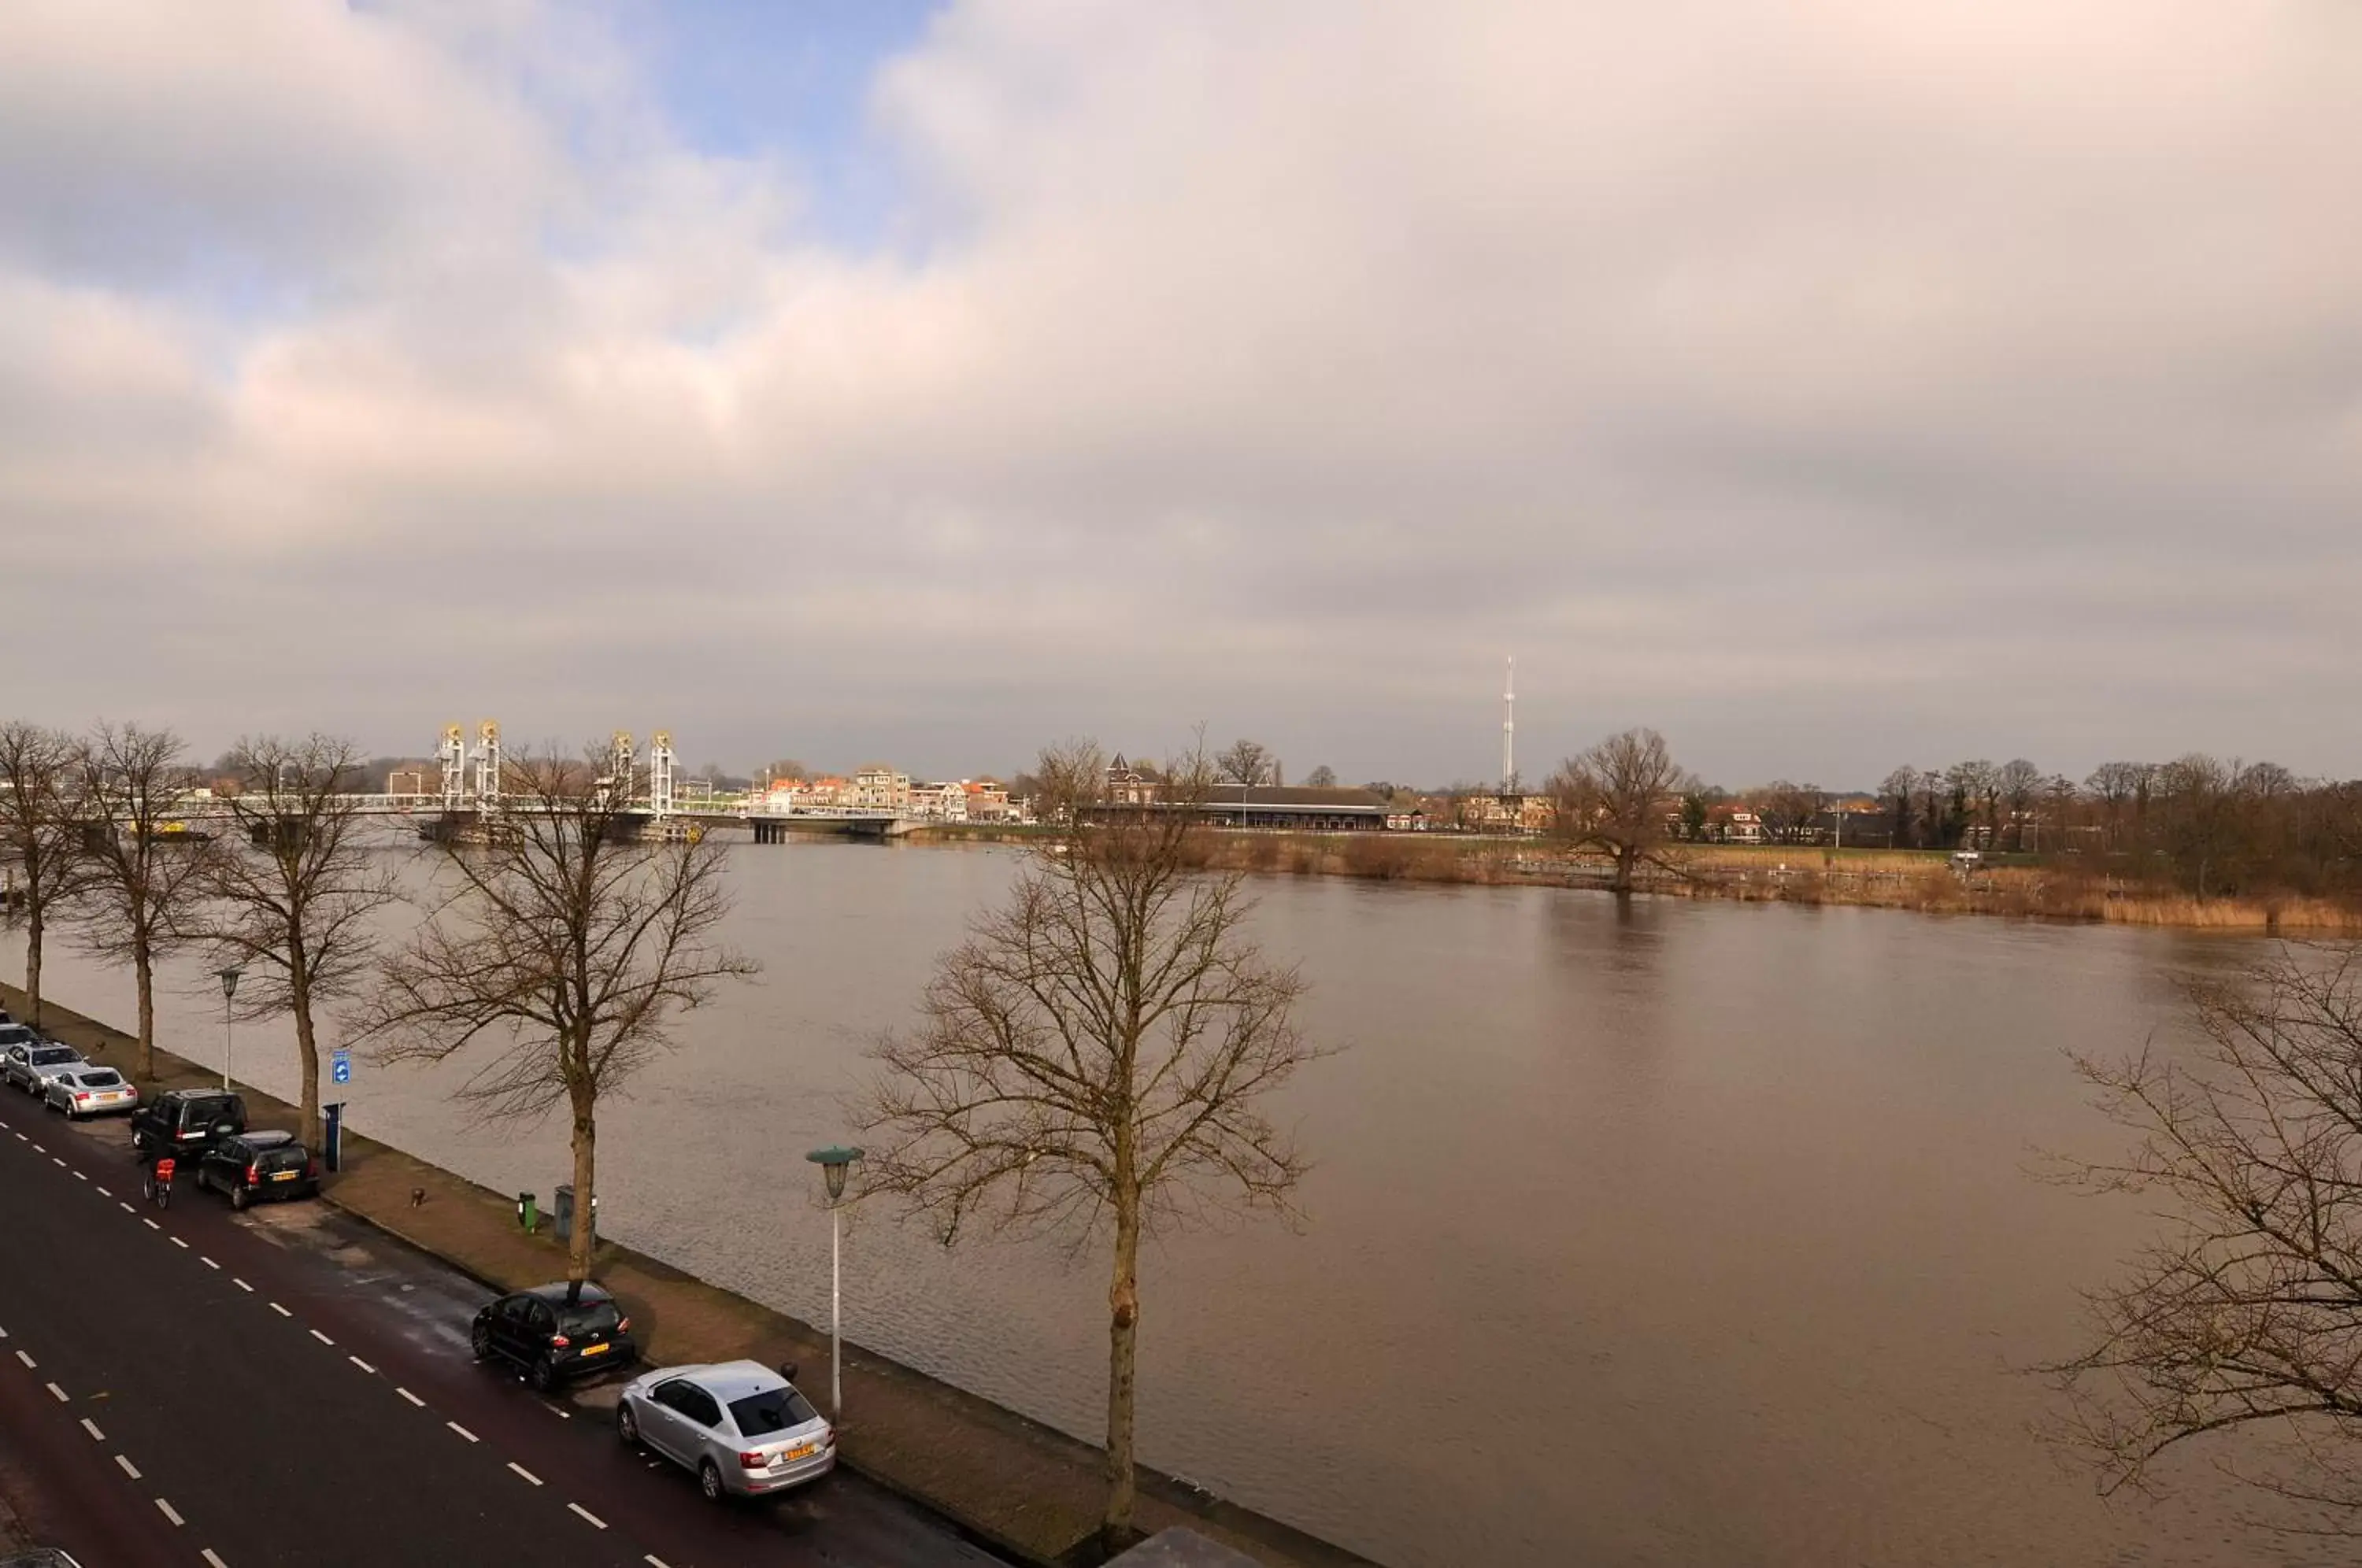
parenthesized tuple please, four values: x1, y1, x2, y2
(155, 723, 918, 843)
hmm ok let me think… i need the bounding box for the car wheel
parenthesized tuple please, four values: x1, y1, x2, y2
(230, 1182, 250, 1211)
(528, 1355, 557, 1394)
(616, 1402, 639, 1445)
(469, 1322, 493, 1361)
(699, 1459, 725, 1502)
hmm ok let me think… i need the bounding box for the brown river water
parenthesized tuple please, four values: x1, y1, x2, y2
(5, 839, 2339, 1566)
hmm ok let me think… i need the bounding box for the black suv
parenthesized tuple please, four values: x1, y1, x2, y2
(130, 1088, 247, 1165)
(195, 1130, 318, 1210)
(471, 1281, 638, 1391)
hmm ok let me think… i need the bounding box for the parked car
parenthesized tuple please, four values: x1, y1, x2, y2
(43, 1066, 139, 1120)
(130, 1087, 247, 1164)
(194, 1130, 318, 1209)
(2, 1040, 85, 1096)
(471, 1281, 638, 1392)
(617, 1359, 835, 1500)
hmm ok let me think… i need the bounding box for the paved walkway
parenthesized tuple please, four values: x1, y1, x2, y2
(2, 985, 1372, 1568)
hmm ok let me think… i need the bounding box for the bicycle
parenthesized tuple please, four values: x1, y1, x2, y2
(142, 1156, 176, 1210)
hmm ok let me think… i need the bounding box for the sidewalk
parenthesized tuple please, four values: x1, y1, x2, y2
(2, 984, 1374, 1568)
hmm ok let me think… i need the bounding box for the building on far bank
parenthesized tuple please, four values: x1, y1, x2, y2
(853, 765, 912, 811)
(1105, 755, 1160, 804)
(1083, 784, 1398, 831)
(909, 781, 968, 821)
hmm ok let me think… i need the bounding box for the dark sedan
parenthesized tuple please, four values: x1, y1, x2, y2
(471, 1281, 637, 1392)
(194, 1130, 319, 1209)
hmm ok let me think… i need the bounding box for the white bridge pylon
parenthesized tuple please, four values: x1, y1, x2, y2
(439, 721, 679, 818)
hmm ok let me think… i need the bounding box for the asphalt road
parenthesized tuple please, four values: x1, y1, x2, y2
(0, 1089, 1008, 1568)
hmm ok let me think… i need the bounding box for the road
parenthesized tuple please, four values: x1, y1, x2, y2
(0, 1089, 1007, 1568)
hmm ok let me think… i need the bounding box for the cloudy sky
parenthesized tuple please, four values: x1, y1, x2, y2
(4, 1, 2356, 788)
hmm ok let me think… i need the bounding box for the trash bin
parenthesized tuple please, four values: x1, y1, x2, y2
(553, 1184, 597, 1244)
(517, 1192, 538, 1233)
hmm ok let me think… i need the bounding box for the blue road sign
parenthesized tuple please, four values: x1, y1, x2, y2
(331, 1050, 352, 1085)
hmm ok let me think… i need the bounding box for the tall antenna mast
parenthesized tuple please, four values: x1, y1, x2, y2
(1502, 655, 1516, 793)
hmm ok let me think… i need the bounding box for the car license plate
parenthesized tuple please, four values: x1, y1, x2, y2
(579, 1342, 611, 1356)
(271, 1170, 299, 1182)
(782, 1442, 816, 1463)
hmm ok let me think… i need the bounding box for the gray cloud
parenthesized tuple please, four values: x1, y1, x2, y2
(2, 0, 2358, 788)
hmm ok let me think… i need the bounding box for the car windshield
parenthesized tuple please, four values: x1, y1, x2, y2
(77, 1070, 123, 1089)
(0, 1026, 31, 1046)
(553, 1300, 620, 1336)
(727, 1385, 820, 1437)
(31, 1048, 77, 1066)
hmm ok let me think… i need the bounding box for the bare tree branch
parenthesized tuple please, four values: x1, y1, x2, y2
(0, 720, 95, 1031)
(76, 723, 217, 1078)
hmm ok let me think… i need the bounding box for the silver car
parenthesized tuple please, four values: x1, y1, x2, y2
(44, 1066, 139, 1120)
(2, 1040, 85, 1096)
(616, 1359, 836, 1500)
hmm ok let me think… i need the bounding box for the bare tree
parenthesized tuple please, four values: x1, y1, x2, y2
(2045, 944, 2362, 1529)
(2086, 761, 2152, 852)
(861, 741, 1327, 1550)
(765, 759, 810, 782)
(1879, 766, 1920, 849)
(0, 722, 93, 1030)
(198, 736, 402, 1148)
(1948, 760, 1998, 847)
(1547, 728, 1693, 893)
(78, 723, 216, 1079)
(1998, 759, 2044, 851)
(1304, 764, 1338, 789)
(1757, 781, 1827, 845)
(356, 744, 757, 1289)
(1216, 738, 1274, 787)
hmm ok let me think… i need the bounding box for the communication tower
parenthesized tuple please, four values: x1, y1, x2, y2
(1501, 656, 1517, 793)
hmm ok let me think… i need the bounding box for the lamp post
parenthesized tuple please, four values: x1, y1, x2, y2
(804, 1145, 862, 1418)
(217, 967, 242, 1089)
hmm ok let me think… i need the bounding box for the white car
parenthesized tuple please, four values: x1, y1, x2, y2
(616, 1359, 836, 1501)
(44, 1067, 140, 1120)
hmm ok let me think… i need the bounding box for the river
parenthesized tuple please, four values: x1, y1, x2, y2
(2, 839, 2334, 1566)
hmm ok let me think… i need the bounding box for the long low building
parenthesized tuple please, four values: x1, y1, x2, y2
(1087, 784, 1403, 831)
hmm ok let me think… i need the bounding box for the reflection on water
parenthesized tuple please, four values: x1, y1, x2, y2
(1, 841, 2333, 1566)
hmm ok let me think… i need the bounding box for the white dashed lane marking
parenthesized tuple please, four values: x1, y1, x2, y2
(142, 1219, 160, 1231)
(446, 1422, 478, 1443)
(72, 1169, 85, 1181)
(118, 1202, 135, 1215)
(268, 1303, 291, 1318)
(349, 1355, 376, 1374)
(233, 1278, 253, 1292)
(116, 1455, 141, 1480)
(94, 1185, 110, 1197)
(49, 1157, 63, 1168)
(202, 1256, 220, 1270)
(202, 1551, 228, 1568)
(155, 1497, 183, 1526)
(44, 1382, 66, 1403)
(80, 1418, 104, 1441)
(397, 1386, 424, 1407)
(170, 1236, 189, 1250)
(507, 1462, 542, 1486)
(568, 1503, 606, 1529)
(13, 1350, 33, 1369)
(309, 1329, 335, 1347)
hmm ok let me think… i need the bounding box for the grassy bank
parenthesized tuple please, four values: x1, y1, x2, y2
(909, 827, 2362, 932)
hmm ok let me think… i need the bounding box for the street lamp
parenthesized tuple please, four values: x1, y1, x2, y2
(217, 967, 242, 1090)
(804, 1145, 863, 1418)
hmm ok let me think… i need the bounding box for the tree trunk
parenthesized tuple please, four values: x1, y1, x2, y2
(133, 934, 155, 1080)
(567, 1097, 598, 1285)
(291, 965, 322, 1152)
(1101, 1191, 1142, 1550)
(24, 903, 42, 1031)
(1611, 842, 1638, 895)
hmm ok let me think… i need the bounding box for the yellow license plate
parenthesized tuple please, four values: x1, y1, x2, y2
(782, 1442, 816, 1463)
(578, 1342, 611, 1356)
(271, 1170, 299, 1181)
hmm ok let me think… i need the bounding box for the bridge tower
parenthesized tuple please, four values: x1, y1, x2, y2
(609, 731, 635, 808)
(649, 730, 676, 818)
(439, 724, 468, 811)
(474, 721, 502, 812)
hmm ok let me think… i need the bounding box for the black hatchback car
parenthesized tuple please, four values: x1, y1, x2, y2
(194, 1130, 318, 1210)
(130, 1088, 247, 1164)
(471, 1281, 638, 1392)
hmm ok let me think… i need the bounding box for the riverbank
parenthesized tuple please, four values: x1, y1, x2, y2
(907, 825, 2362, 932)
(0, 980, 1374, 1568)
